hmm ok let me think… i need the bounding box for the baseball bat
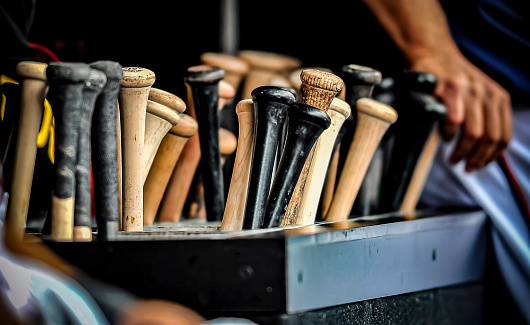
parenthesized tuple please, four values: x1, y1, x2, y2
(239, 50, 301, 99)
(282, 69, 344, 226)
(89, 60, 122, 241)
(285, 97, 351, 226)
(325, 98, 398, 222)
(242, 86, 296, 229)
(221, 99, 255, 230)
(6, 62, 48, 241)
(378, 71, 446, 213)
(74, 68, 107, 242)
(46, 62, 92, 241)
(263, 102, 331, 228)
(142, 99, 181, 182)
(322, 64, 382, 215)
(184, 65, 225, 221)
(118, 67, 156, 231)
(143, 114, 197, 225)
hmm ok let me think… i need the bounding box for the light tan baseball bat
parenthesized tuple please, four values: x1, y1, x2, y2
(281, 69, 344, 226)
(400, 125, 440, 214)
(285, 97, 351, 226)
(118, 67, 155, 231)
(321, 142, 340, 217)
(239, 50, 301, 99)
(6, 62, 48, 241)
(221, 99, 255, 230)
(325, 98, 398, 222)
(143, 114, 198, 225)
(142, 100, 181, 182)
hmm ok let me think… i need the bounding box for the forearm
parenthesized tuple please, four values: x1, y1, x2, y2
(362, 0, 460, 64)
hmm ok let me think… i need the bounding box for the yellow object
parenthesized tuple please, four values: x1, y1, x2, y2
(1, 75, 19, 120)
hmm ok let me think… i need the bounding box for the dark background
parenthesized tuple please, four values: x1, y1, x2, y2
(25, 1, 406, 100)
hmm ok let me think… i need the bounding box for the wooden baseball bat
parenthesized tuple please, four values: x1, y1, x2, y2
(142, 99, 181, 182)
(74, 68, 107, 242)
(282, 69, 344, 226)
(200, 52, 250, 91)
(46, 62, 92, 241)
(143, 114, 197, 225)
(118, 67, 156, 231)
(263, 102, 331, 228)
(184, 65, 225, 221)
(242, 86, 296, 229)
(284, 97, 351, 226)
(322, 64, 382, 216)
(221, 99, 255, 230)
(6, 62, 48, 241)
(89, 60, 122, 241)
(239, 50, 301, 99)
(378, 71, 446, 214)
(325, 98, 397, 222)
(155, 84, 201, 224)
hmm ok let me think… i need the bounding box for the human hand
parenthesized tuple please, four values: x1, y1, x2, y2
(411, 50, 512, 172)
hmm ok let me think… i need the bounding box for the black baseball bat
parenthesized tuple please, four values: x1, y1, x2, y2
(242, 86, 296, 229)
(184, 65, 225, 222)
(262, 102, 331, 228)
(46, 62, 92, 241)
(89, 61, 122, 241)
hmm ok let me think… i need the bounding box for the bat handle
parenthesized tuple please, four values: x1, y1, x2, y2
(325, 98, 397, 222)
(6, 61, 48, 241)
(242, 86, 296, 229)
(264, 102, 331, 228)
(290, 98, 351, 226)
(283, 69, 343, 226)
(184, 65, 225, 222)
(46, 62, 92, 241)
(74, 68, 107, 242)
(89, 60, 123, 241)
(221, 99, 255, 230)
(119, 67, 156, 231)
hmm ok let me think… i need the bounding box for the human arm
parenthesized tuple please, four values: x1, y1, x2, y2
(362, 0, 512, 171)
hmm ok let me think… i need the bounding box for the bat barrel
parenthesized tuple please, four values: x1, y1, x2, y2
(242, 86, 296, 229)
(184, 65, 225, 222)
(264, 102, 331, 228)
(46, 62, 92, 241)
(89, 60, 123, 241)
(74, 68, 107, 242)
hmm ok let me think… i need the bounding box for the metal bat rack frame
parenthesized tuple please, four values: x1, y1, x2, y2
(43, 208, 487, 318)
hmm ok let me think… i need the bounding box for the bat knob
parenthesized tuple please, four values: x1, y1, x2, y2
(89, 61, 123, 82)
(300, 69, 344, 92)
(86, 68, 107, 91)
(168, 114, 198, 138)
(299, 69, 344, 111)
(47, 62, 92, 82)
(340, 64, 382, 86)
(149, 88, 187, 114)
(356, 98, 398, 124)
(184, 65, 225, 84)
(397, 70, 438, 94)
(250, 86, 297, 106)
(16, 61, 48, 81)
(121, 67, 156, 88)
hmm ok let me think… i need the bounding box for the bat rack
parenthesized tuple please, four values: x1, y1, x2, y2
(43, 208, 487, 323)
